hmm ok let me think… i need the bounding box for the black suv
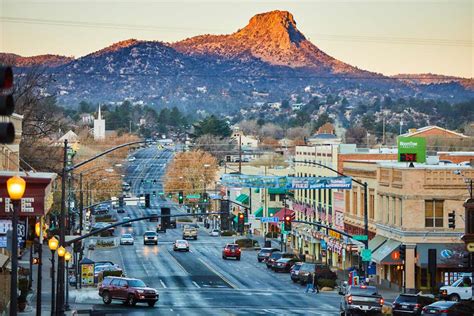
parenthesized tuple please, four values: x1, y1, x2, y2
(392, 294, 434, 316)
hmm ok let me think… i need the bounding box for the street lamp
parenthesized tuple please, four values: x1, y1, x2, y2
(64, 251, 71, 311)
(48, 237, 58, 316)
(7, 175, 26, 316)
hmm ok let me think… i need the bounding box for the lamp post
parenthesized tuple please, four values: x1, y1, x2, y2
(48, 237, 58, 316)
(64, 252, 71, 311)
(35, 218, 47, 316)
(7, 175, 26, 316)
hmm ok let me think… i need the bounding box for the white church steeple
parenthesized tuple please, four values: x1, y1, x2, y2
(94, 105, 106, 140)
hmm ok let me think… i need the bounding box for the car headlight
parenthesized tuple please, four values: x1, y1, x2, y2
(136, 289, 144, 294)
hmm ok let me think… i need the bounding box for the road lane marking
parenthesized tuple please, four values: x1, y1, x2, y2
(197, 258, 238, 289)
(160, 279, 167, 288)
(166, 249, 190, 275)
(192, 281, 201, 288)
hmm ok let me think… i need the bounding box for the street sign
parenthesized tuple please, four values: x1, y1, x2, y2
(353, 235, 368, 241)
(467, 242, 474, 252)
(361, 249, 372, 262)
(186, 194, 200, 199)
(261, 217, 279, 223)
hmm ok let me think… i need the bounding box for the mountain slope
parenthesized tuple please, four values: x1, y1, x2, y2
(0, 53, 73, 67)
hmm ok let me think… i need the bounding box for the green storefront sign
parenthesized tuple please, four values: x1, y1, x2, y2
(397, 137, 426, 163)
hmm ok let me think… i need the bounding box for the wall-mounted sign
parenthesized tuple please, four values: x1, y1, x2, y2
(397, 137, 426, 163)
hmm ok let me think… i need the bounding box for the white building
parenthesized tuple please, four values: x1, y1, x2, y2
(93, 105, 106, 140)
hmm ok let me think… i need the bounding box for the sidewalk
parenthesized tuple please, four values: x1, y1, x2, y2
(18, 244, 89, 316)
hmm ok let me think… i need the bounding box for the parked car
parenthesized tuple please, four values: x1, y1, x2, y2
(209, 229, 220, 237)
(117, 208, 125, 214)
(273, 258, 301, 273)
(421, 301, 473, 316)
(173, 240, 189, 252)
(392, 293, 435, 316)
(128, 156, 136, 162)
(439, 276, 473, 301)
(222, 243, 241, 260)
(339, 285, 384, 316)
(290, 262, 304, 282)
(266, 253, 297, 269)
(257, 248, 280, 262)
(122, 216, 132, 227)
(99, 276, 158, 307)
(120, 234, 134, 245)
(143, 231, 158, 245)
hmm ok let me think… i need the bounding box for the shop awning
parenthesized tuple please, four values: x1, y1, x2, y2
(369, 235, 388, 252)
(416, 243, 465, 268)
(254, 188, 260, 193)
(274, 208, 294, 220)
(268, 188, 289, 195)
(371, 239, 401, 264)
(268, 208, 280, 217)
(236, 194, 249, 205)
(254, 207, 263, 218)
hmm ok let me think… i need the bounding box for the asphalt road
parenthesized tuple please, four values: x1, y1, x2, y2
(70, 146, 341, 315)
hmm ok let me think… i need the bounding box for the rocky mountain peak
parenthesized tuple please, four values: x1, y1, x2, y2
(235, 10, 305, 46)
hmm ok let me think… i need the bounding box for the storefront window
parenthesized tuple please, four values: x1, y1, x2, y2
(425, 200, 444, 228)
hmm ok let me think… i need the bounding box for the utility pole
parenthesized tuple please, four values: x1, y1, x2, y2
(382, 114, 386, 145)
(238, 134, 242, 173)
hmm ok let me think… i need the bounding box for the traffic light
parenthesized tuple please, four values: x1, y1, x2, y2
(448, 211, 456, 229)
(152, 191, 156, 197)
(284, 215, 292, 231)
(399, 244, 406, 261)
(220, 200, 230, 231)
(0, 66, 15, 144)
(167, 192, 172, 199)
(145, 194, 151, 208)
(202, 193, 208, 203)
(462, 252, 471, 268)
(178, 191, 184, 204)
(32, 257, 40, 265)
(237, 212, 244, 233)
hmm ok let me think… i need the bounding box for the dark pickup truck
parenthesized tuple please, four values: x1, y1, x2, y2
(339, 285, 384, 316)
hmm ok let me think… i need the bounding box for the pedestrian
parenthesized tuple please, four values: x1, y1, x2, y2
(305, 273, 314, 293)
(313, 272, 320, 293)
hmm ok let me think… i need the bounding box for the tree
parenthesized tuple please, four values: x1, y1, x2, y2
(238, 120, 259, 135)
(193, 134, 236, 162)
(286, 127, 311, 140)
(250, 153, 288, 168)
(164, 151, 218, 197)
(313, 113, 334, 131)
(193, 115, 231, 138)
(260, 123, 284, 139)
(12, 66, 69, 172)
(345, 126, 367, 145)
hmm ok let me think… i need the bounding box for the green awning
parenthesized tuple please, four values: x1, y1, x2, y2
(236, 194, 249, 205)
(268, 208, 280, 217)
(254, 207, 263, 218)
(254, 188, 260, 193)
(268, 188, 289, 195)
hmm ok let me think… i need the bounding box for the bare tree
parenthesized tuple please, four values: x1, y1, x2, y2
(286, 127, 311, 140)
(260, 123, 284, 139)
(250, 153, 288, 168)
(193, 134, 236, 162)
(238, 120, 259, 135)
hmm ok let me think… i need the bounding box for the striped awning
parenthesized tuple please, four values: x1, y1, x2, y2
(254, 207, 263, 218)
(236, 194, 249, 205)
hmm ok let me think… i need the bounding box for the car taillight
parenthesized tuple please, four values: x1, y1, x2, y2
(379, 298, 384, 305)
(439, 310, 449, 313)
(422, 307, 427, 312)
(347, 295, 352, 304)
(414, 303, 421, 309)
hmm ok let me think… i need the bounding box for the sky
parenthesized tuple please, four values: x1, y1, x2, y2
(0, 0, 472, 78)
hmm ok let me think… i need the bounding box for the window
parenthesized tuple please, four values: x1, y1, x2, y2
(360, 191, 365, 218)
(369, 191, 375, 220)
(345, 191, 351, 214)
(425, 200, 444, 228)
(352, 190, 357, 215)
(270, 194, 276, 202)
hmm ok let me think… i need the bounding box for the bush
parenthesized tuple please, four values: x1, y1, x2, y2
(318, 278, 336, 288)
(235, 238, 259, 248)
(94, 215, 116, 222)
(96, 240, 115, 248)
(315, 267, 337, 281)
(221, 230, 235, 236)
(265, 232, 279, 238)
